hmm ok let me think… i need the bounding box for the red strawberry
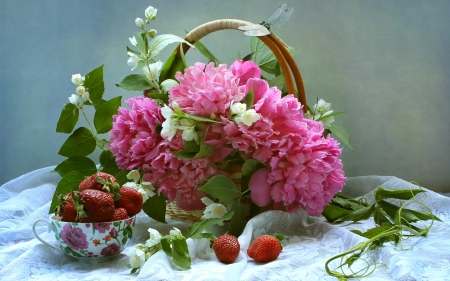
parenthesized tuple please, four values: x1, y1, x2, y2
(56, 192, 78, 222)
(111, 208, 128, 221)
(247, 235, 283, 262)
(114, 187, 143, 216)
(75, 189, 115, 222)
(212, 234, 240, 263)
(79, 172, 117, 192)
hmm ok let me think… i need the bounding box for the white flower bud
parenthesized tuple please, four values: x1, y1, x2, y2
(145, 6, 157, 20)
(135, 18, 144, 29)
(129, 36, 137, 46)
(148, 29, 157, 38)
(68, 94, 80, 107)
(230, 102, 246, 116)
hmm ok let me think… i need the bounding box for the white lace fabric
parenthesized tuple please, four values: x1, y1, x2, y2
(1, 166, 449, 281)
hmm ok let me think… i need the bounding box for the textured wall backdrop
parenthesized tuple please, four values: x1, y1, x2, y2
(1, 0, 449, 192)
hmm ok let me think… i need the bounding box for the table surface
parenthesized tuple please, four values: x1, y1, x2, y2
(1, 166, 449, 281)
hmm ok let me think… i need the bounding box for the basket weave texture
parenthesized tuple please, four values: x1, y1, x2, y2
(165, 19, 306, 223)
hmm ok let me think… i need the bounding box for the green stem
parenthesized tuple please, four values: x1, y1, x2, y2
(80, 107, 107, 152)
(325, 227, 401, 279)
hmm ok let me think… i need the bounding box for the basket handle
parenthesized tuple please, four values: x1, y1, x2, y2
(172, 19, 307, 112)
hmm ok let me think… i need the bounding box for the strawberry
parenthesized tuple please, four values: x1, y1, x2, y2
(111, 208, 128, 221)
(55, 192, 78, 222)
(247, 235, 283, 262)
(212, 234, 240, 264)
(114, 187, 143, 216)
(79, 172, 117, 192)
(75, 189, 116, 222)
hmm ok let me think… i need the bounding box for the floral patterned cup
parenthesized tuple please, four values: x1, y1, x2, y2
(33, 215, 135, 260)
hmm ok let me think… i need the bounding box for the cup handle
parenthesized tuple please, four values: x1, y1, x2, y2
(32, 219, 60, 250)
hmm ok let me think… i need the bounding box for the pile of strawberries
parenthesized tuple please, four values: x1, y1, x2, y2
(56, 172, 143, 222)
(212, 234, 283, 264)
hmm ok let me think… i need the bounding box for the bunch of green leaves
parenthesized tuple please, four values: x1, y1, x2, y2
(323, 184, 441, 280)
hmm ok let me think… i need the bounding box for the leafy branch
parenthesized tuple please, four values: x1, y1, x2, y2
(323, 183, 441, 280)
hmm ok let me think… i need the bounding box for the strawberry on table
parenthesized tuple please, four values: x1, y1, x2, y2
(247, 235, 283, 262)
(75, 189, 116, 222)
(114, 187, 143, 216)
(212, 234, 240, 264)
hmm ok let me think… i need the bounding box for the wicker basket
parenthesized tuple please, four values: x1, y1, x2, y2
(165, 19, 307, 223)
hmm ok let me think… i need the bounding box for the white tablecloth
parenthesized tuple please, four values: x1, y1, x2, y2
(1, 166, 449, 281)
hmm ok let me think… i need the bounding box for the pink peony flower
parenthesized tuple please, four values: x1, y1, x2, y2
(229, 60, 261, 86)
(169, 62, 245, 118)
(109, 97, 164, 170)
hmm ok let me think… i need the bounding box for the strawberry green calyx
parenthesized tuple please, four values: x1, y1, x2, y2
(97, 176, 122, 201)
(70, 191, 88, 221)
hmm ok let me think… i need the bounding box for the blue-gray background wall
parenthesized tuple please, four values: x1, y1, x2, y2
(1, 0, 449, 192)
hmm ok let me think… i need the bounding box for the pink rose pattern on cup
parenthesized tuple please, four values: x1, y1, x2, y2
(51, 217, 135, 258)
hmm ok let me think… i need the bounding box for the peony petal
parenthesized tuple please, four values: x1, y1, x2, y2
(249, 168, 272, 207)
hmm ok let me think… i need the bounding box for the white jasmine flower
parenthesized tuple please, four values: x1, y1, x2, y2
(127, 170, 140, 182)
(81, 92, 92, 103)
(145, 6, 157, 20)
(123, 181, 139, 189)
(177, 118, 198, 143)
(148, 29, 157, 38)
(129, 36, 137, 46)
(127, 52, 140, 71)
(135, 18, 145, 29)
(68, 94, 80, 107)
(161, 104, 174, 119)
(143, 61, 163, 81)
(141, 181, 156, 198)
(127, 247, 146, 269)
(312, 99, 334, 129)
(235, 109, 260, 126)
(71, 74, 85, 85)
(160, 118, 177, 140)
(76, 85, 86, 95)
(170, 227, 182, 237)
(146, 228, 162, 247)
(201, 199, 227, 225)
(230, 102, 246, 116)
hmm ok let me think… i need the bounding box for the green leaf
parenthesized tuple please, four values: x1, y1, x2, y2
(322, 204, 353, 223)
(142, 194, 167, 223)
(228, 200, 246, 236)
(49, 171, 85, 214)
(268, 75, 286, 91)
(194, 40, 221, 65)
(333, 204, 375, 223)
(148, 34, 194, 58)
(377, 200, 439, 224)
(250, 37, 266, 62)
(116, 74, 152, 91)
(171, 237, 191, 269)
(243, 88, 255, 109)
(315, 111, 347, 121)
(356, 224, 393, 239)
(99, 150, 122, 176)
(53, 156, 97, 177)
(58, 127, 96, 157)
(94, 96, 122, 134)
(160, 237, 173, 258)
(172, 141, 214, 159)
(56, 103, 79, 134)
(199, 175, 239, 204)
(159, 50, 186, 82)
(375, 187, 426, 202)
(187, 211, 234, 239)
(134, 32, 147, 56)
(330, 196, 365, 210)
(329, 125, 354, 151)
(114, 170, 130, 186)
(84, 65, 104, 103)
